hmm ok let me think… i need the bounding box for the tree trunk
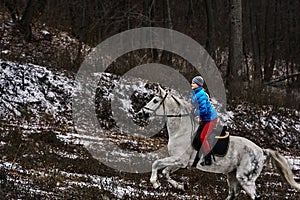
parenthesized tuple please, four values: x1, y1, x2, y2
(161, 0, 173, 65)
(164, 0, 173, 29)
(205, 0, 215, 57)
(74, 0, 87, 68)
(19, 0, 35, 41)
(264, 0, 280, 82)
(228, 0, 243, 81)
(286, 0, 294, 88)
(250, 0, 261, 81)
(143, 0, 158, 62)
(263, 0, 270, 81)
(186, 0, 195, 26)
(19, 0, 47, 42)
(143, 0, 155, 26)
(4, 0, 20, 22)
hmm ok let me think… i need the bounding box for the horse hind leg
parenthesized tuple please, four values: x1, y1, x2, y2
(237, 180, 261, 200)
(236, 164, 263, 199)
(226, 170, 241, 200)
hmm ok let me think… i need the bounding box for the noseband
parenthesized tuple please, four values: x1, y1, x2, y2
(143, 92, 168, 113)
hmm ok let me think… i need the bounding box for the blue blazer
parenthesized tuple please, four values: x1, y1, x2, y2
(191, 87, 218, 122)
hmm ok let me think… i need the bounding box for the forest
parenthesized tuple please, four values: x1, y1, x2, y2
(1, 0, 299, 107)
(0, 1, 299, 199)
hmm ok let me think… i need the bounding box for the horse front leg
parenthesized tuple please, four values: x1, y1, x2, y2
(150, 156, 185, 189)
(162, 166, 188, 190)
(150, 164, 161, 189)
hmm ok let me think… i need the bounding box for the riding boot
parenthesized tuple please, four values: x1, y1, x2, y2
(200, 152, 212, 166)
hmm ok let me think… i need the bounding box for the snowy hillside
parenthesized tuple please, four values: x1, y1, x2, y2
(0, 60, 76, 128)
(1, 59, 299, 150)
(0, 60, 299, 199)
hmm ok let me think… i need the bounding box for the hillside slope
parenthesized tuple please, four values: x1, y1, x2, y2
(0, 60, 299, 199)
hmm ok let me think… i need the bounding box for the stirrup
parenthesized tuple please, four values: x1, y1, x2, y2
(200, 159, 212, 166)
(200, 153, 212, 166)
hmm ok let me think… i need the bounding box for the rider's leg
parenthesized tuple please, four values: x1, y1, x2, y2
(200, 118, 218, 153)
(192, 122, 205, 167)
(192, 122, 205, 150)
(200, 118, 218, 165)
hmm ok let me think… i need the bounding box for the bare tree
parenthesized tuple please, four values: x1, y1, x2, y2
(4, 0, 21, 22)
(264, 0, 280, 82)
(186, 0, 196, 27)
(228, 0, 244, 88)
(164, 0, 173, 29)
(263, 0, 270, 82)
(161, 0, 173, 65)
(205, 0, 215, 56)
(4, 0, 47, 41)
(250, 0, 261, 82)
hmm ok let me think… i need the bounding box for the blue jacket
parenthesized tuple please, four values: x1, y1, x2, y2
(191, 87, 218, 122)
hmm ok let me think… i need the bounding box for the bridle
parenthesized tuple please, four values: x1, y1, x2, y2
(142, 91, 197, 143)
(142, 92, 191, 118)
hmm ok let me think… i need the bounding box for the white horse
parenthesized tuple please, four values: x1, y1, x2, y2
(137, 85, 300, 200)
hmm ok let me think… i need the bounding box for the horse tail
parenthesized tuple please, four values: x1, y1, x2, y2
(264, 149, 300, 190)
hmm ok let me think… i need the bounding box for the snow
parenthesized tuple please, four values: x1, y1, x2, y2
(1, 58, 299, 151)
(0, 59, 76, 125)
(41, 30, 50, 35)
(0, 59, 299, 199)
(286, 156, 300, 171)
(0, 160, 204, 199)
(1, 50, 9, 54)
(295, 124, 300, 132)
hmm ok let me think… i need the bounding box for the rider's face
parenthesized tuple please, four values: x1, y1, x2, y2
(191, 82, 199, 89)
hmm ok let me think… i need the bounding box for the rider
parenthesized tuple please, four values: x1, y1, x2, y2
(191, 75, 218, 166)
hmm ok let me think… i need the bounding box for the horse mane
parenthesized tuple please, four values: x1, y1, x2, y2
(169, 90, 191, 108)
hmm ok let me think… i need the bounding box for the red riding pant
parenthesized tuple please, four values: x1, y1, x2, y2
(200, 118, 218, 153)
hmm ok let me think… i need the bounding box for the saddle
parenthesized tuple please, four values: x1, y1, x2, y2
(192, 126, 230, 157)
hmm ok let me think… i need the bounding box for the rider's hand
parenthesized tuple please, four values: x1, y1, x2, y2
(194, 116, 202, 122)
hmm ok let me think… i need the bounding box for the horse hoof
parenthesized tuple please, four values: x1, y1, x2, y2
(255, 195, 261, 200)
(176, 182, 188, 191)
(153, 182, 161, 189)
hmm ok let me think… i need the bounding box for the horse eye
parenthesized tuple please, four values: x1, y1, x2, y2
(153, 99, 159, 104)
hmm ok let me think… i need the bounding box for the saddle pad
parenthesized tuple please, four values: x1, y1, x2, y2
(211, 136, 230, 156)
(209, 126, 230, 157)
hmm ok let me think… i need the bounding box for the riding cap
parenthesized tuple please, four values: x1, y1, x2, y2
(192, 76, 204, 86)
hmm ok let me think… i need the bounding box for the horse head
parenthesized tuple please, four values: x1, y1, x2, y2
(136, 84, 168, 121)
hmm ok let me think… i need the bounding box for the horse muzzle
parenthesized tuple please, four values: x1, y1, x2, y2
(137, 109, 151, 120)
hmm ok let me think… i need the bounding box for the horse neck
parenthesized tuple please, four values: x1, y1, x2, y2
(164, 96, 191, 116)
(164, 98, 195, 145)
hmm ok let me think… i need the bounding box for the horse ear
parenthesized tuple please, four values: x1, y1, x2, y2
(158, 84, 163, 91)
(158, 84, 166, 95)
